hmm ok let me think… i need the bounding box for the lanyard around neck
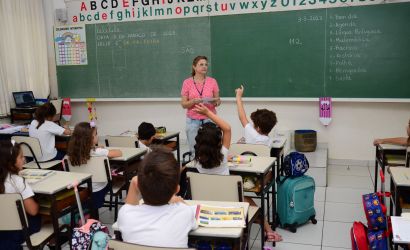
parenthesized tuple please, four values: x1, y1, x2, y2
(193, 77, 206, 97)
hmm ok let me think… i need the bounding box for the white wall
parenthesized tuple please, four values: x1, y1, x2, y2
(45, 1, 409, 161)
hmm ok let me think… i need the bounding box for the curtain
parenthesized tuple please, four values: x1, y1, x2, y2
(0, 0, 49, 116)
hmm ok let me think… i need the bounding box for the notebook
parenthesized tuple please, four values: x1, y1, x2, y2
(12, 91, 37, 108)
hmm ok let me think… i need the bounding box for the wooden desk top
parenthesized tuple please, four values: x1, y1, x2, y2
(187, 156, 276, 174)
(107, 147, 147, 161)
(28, 170, 91, 195)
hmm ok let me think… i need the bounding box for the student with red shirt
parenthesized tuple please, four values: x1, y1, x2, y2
(180, 55, 221, 155)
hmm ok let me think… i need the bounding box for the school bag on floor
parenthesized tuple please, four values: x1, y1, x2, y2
(350, 221, 368, 250)
(68, 181, 110, 250)
(276, 175, 317, 233)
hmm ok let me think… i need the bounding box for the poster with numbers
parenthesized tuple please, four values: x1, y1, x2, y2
(54, 25, 87, 65)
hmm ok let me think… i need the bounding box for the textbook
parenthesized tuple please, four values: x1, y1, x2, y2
(195, 204, 245, 228)
(228, 155, 252, 168)
(19, 169, 55, 185)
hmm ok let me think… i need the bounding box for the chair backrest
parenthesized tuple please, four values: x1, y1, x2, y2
(105, 136, 138, 148)
(186, 172, 243, 202)
(12, 136, 43, 160)
(0, 193, 27, 231)
(50, 99, 62, 123)
(109, 239, 195, 250)
(229, 143, 271, 157)
(64, 156, 111, 182)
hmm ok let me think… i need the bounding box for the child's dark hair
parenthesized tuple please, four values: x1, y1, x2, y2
(194, 122, 223, 169)
(138, 146, 179, 205)
(35, 102, 56, 129)
(191, 55, 208, 77)
(138, 122, 156, 141)
(67, 122, 95, 166)
(250, 109, 277, 135)
(0, 141, 22, 193)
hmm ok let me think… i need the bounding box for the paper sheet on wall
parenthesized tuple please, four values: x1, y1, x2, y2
(54, 25, 87, 65)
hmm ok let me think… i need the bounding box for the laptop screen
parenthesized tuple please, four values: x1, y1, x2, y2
(13, 91, 36, 107)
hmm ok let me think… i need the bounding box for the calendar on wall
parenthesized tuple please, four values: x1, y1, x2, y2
(54, 25, 87, 66)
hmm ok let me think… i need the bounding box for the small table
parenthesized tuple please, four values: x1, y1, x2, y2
(185, 200, 250, 250)
(10, 107, 37, 123)
(271, 136, 287, 176)
(108, 147, 147, 180)
(120, 130, 181, 164)
(374, 144, 407, 193)
(30, 170, 94, 250)
(186, 156, 276, 246)
(389, 167, 410, 250)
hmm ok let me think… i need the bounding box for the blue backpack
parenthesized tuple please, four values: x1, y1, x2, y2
(282, 152, 309, 177)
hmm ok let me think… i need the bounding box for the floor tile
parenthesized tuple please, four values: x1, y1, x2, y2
(250, 223, 261, 240)
(322, 247, 350, 250)
(275, 220, 323, 246)
(324, 202, 366, 223)
(326, 187, 372, 204)
(328, 165, 371, 177)
(315, 186, 326, 202)
(315, 201, 325, 221)
(328, 175, 373, 189)
(322, 221, 352, 248)
(252, 241, 321, 250)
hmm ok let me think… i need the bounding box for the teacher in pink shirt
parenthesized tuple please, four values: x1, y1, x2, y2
(180, 55, 221, 155)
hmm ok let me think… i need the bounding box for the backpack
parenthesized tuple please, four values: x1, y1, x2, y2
(71, 219, 109, 250)
(282, 152, 309, 177)
(368, 229, 388, 250)
(350, 221, 368, 250)
(362, 193, 387, 231)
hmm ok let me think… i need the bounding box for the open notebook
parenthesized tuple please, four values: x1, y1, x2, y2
(195, 204, 245, 228)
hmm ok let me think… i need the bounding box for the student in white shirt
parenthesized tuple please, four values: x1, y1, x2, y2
(67, 122, 122, 208)
(137, 122, 156, 154)
(0, 140, 41, 249)
(235, 85, 277, 147)
(118, 147, 197, 248)
(29, 102, 71, 161)
(193, 104, 283, 243)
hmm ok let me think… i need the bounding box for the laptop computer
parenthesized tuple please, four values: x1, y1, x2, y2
(12, 91, 37, 108)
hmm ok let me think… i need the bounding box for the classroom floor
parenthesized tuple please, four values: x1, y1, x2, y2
(49, 153, 383, 250)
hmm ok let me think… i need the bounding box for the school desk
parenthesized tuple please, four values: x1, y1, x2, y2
(270, 136, 287, 176)
(186, 156, 277, 245)
(391, 215, 410, 249)
(107, 147, 147, 180)
(10, 107, 37, 123)
(111, 200, 253, 250)
(374, 144, 407, 193)
(120, 130, 181, 163)
(28, 170, 94, 250)
(0, 128, 71, 152)
(389, 167, 410, 250)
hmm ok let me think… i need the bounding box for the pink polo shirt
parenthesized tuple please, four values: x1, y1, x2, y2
(181, 77, 219, 120)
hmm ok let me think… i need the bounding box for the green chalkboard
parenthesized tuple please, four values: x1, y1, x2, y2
(57, 3, 410, 99)
(212, 3, 410, 98)
(57, 17, 211, 98)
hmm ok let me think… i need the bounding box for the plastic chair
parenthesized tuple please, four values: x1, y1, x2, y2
(64, 156, 126, 221)
(12, 136, 62, 169)
(229, 143, 271, 157)
(49, 99, 62, 124)
(0, 193, 57, 250)
(105, 135, 139, 148)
